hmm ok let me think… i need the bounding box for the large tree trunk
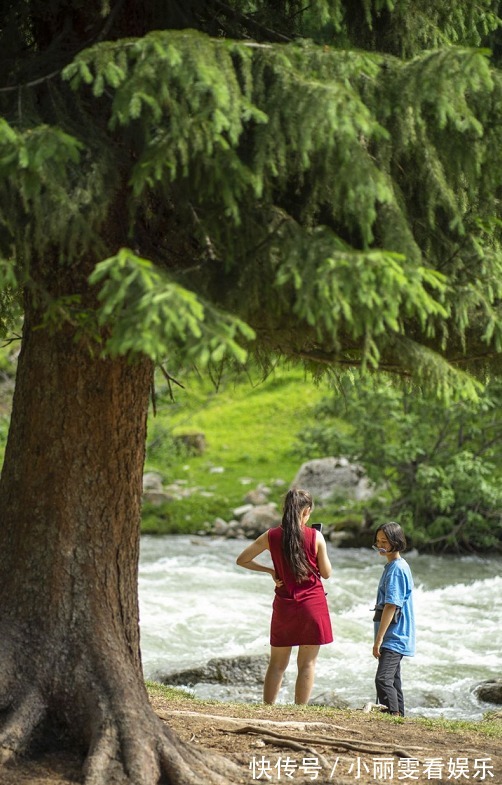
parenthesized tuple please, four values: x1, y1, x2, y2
(0, 292, 242, 784)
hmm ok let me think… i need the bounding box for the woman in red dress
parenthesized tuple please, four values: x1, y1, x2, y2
(236, 488, 333, 704)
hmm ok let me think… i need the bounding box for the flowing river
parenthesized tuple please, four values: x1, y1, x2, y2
(138, 534, 502, 720)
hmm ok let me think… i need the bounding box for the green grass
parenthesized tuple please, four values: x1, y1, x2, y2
(145, 681, 197, 703)
(415, 714, 502, 738)
(142, 366, 329, 533)
(144, 681, 502, 737)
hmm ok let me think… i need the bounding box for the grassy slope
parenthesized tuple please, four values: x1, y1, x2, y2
(142, 366, 329, 533)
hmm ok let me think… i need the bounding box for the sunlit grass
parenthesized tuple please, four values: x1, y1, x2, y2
(415, 714, 502, 738)
(145, 681, 197, 702)
(142, 366, 330, 533)
(145, 682, 502, 738)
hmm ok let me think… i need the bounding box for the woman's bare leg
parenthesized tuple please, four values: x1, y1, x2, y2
(263, 647, 292, 704)
(295, 645, 320, 704)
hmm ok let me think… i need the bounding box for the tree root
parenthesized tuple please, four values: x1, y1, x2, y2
(162, 709, 362, 734)
(82, 711, 245, 785)
(229, 724, 425, 760)
(256, 734, 331, 770)
(0, 684, 245, 784)
(0, 688, 46, 765)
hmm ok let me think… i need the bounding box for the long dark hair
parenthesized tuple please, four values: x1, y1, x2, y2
(281, 488, 313, 582)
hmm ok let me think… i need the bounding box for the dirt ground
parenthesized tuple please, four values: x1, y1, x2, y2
(0, 694, 500, 784)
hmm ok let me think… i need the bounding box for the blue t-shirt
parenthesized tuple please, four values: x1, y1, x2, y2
(374, 557, 415, 656)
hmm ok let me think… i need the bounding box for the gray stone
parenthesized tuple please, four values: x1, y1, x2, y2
(158, 654, 270, 687)
(476, 679, 502, 705)
(293, 457, 375, 502)
(143, 472, 164, 492)
(233, 504, 254, 519)
(308, 690, 349, 709)
(174, 432, 206, 455)
(212, 517, 229, 534)
(142, 490, 176, 506)
(244, 487, 271, 505)
(239, 504, 281, 539)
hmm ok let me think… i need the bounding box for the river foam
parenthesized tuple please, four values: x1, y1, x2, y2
(139, 535, 502, 719)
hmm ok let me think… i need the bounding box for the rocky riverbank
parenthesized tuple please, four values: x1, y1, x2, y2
(154, 654, 502, 713)
(143, 456, 378, 547)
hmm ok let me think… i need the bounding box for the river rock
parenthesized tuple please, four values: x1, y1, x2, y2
(143, 472, 164, 491)
(239, 504, 281, 539)
(233, 504, 254, 518)
(476, 679, 502, 704)
(308, 690, 349, 709)
(157, 654, 270, 687)
(244, 485, 271, 505)
(293, 457, 374, 502)
(142, 490, 177, 506)
(212, 517, 229, 535)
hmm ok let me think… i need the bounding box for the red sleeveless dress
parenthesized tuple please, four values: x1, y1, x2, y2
(268, 526, 333, 647)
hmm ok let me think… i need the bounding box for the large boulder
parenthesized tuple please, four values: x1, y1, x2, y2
(476, 679, 502, 705)
(244, 485, 271, 505)
(239, 504, 281, 539)
(157, 654, 270, 687)
(293, 457, 374, 502)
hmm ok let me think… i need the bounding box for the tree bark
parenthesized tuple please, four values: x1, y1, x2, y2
(0, 291, 242, 783)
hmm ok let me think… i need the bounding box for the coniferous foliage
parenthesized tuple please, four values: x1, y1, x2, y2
(0, 2, 501, 783)
(0, 1, 501, 389)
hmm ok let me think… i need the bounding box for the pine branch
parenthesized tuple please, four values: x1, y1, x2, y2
(294, 348, 414, 376)
(0, 69, 62, 93)
(158, 365, 185, 403)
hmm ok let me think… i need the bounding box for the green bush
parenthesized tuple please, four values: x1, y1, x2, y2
(295, 374, 502, 553)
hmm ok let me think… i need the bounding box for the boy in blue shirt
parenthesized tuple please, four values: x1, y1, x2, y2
(372, 522, 415, 716)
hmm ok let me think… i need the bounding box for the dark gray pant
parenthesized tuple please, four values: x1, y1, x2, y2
(375, 648, 404, 715)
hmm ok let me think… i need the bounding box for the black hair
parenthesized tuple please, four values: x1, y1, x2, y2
(281, 488, 313, 582)
(374, 521, 407, 553)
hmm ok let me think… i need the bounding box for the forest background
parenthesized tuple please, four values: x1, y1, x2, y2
(1, 347, 500, 553)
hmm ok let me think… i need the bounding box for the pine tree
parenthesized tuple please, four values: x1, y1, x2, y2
(0, 2, 501, 782)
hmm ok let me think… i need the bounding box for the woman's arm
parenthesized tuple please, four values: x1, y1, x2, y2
(315, 530, 332, 579)
(236, 531, 278, 580)
(373, 604, 397, 659)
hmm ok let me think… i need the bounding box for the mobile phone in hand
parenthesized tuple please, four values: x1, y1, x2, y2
(312, 523, 323, 532)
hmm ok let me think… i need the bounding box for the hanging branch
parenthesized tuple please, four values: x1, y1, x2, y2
(158, 365, 185, 403)
(1, 333, 22, 347)
(150, 377, 157, 417)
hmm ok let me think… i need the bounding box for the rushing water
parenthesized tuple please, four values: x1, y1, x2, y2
(138, 535, 502, 720)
